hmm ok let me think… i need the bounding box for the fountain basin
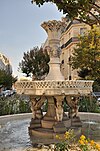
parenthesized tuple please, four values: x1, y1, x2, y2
(0, 112, 100, 151)
(15, 80, 93, 96)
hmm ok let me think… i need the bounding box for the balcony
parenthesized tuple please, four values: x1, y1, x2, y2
(61, 37, 79, 49)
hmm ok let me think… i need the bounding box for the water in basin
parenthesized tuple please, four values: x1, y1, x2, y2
(0, 117, 100, 151)
(0, 118, 31, 151)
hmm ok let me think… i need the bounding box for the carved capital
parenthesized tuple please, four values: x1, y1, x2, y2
(41, 20, 66, 58)
(41, 20, 66, 33)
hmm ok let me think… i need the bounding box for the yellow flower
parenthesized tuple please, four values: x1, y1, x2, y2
(85, 140, 88, 144)
(90, 44, 95, 49)
(56, 135, 60, 139)
(80, 135, 86, 140)
(65, 131, 70, 136)
(79, 140, 85, 146)
(90, 140, 95, 146)
(95, 143, 100, 150)
(64, 131, 70, 138)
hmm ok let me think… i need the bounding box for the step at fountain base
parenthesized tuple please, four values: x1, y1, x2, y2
(53, 122, 67, 133)
(30, 128, 54, 139)
(41, 119, 56, 129)
(29, 117, 82, 139)
(71, 117, 82, 127)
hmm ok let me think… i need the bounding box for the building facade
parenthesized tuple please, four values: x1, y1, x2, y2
(0, 53, 12, 74)
(60, 20, 90, 80)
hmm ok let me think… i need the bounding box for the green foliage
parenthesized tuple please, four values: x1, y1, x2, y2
(79, 96, 100, 113)
(0, 69, 17, 89)
(55, 129, 75, 151)
(0, 94, 31, 116)
(71, 26, 100, 91)
(55, 141, 68, 151)
(31, 0, 100, 26)
(41, 100, 48, 112)
(78, 68, 91, 79)
(63, 100, 69, 112)
(19, 47, 50, 80)
(93, 79, 100, 92)
(72, 26, 100, 80)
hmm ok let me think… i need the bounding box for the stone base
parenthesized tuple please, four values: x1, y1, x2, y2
(53, 122, 67, 133)
(30, 123, 41, 129)
(29, 116, 82, 140)
(41, 119, 56, 128)
(43, 116, 55, 121)
(71, 116, 82, 127)
(63, 118, 71, 128)
(31, 128, 54, 139)
(29, 118, 41, 129)
(30, 118, 41, 124)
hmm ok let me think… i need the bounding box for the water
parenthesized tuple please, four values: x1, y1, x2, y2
(82, 120, 100, 141)
(0, 118, 100, 151)
(0, 118, 31, 151)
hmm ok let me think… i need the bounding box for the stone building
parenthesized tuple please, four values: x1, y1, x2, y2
(60, 20, 90, 80)
(0, 53, 12, 74)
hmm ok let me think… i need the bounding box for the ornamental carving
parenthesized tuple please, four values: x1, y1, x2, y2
(41, 20, 66, 58)
(15, 80, 93, 96)
(41, 20, 66, 32)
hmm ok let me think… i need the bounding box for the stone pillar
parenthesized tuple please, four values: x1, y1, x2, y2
(44, 96, 56, 119)
(54, 96, 64, 122)
(41, 96, 56, 128)
(41, 20, 66, 80)
(30, 96, 46, 120)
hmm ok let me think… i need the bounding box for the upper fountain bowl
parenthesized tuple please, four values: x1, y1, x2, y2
(15, 80, 93, 96)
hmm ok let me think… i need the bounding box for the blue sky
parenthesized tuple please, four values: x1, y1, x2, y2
(0, 0, 64, 78)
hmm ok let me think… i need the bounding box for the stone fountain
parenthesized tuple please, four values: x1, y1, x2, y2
(15, 20, 93, 139)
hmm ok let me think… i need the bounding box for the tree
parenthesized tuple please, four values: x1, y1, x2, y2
(31, 0, 100, 26)
(71, 25, 100, 91)
(79, 96, 100, 113)
(0, 69, 16, 89)
(19, 47, 50, 80)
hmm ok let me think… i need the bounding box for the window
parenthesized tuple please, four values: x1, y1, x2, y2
(69, 76, 72, 80)
(62, 60, 64, 64)
(69, 32, 71, 39)
(69, 56, 71, 62)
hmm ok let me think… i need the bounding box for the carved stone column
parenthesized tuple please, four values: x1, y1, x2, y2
(54, 96, 64, 122)
(41, 20, 66, 80)
(41, 96, 56, 128)
(44, 96, 56, 118)
(66, 96, 82, 127)
(66, 96, 79, 118)
(30, 96, 46, 119)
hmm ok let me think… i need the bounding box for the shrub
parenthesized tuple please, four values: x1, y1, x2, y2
(79, 96, 100, 113)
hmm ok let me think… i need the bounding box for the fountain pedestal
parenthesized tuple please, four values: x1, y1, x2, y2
(15, 20, 94, 140)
